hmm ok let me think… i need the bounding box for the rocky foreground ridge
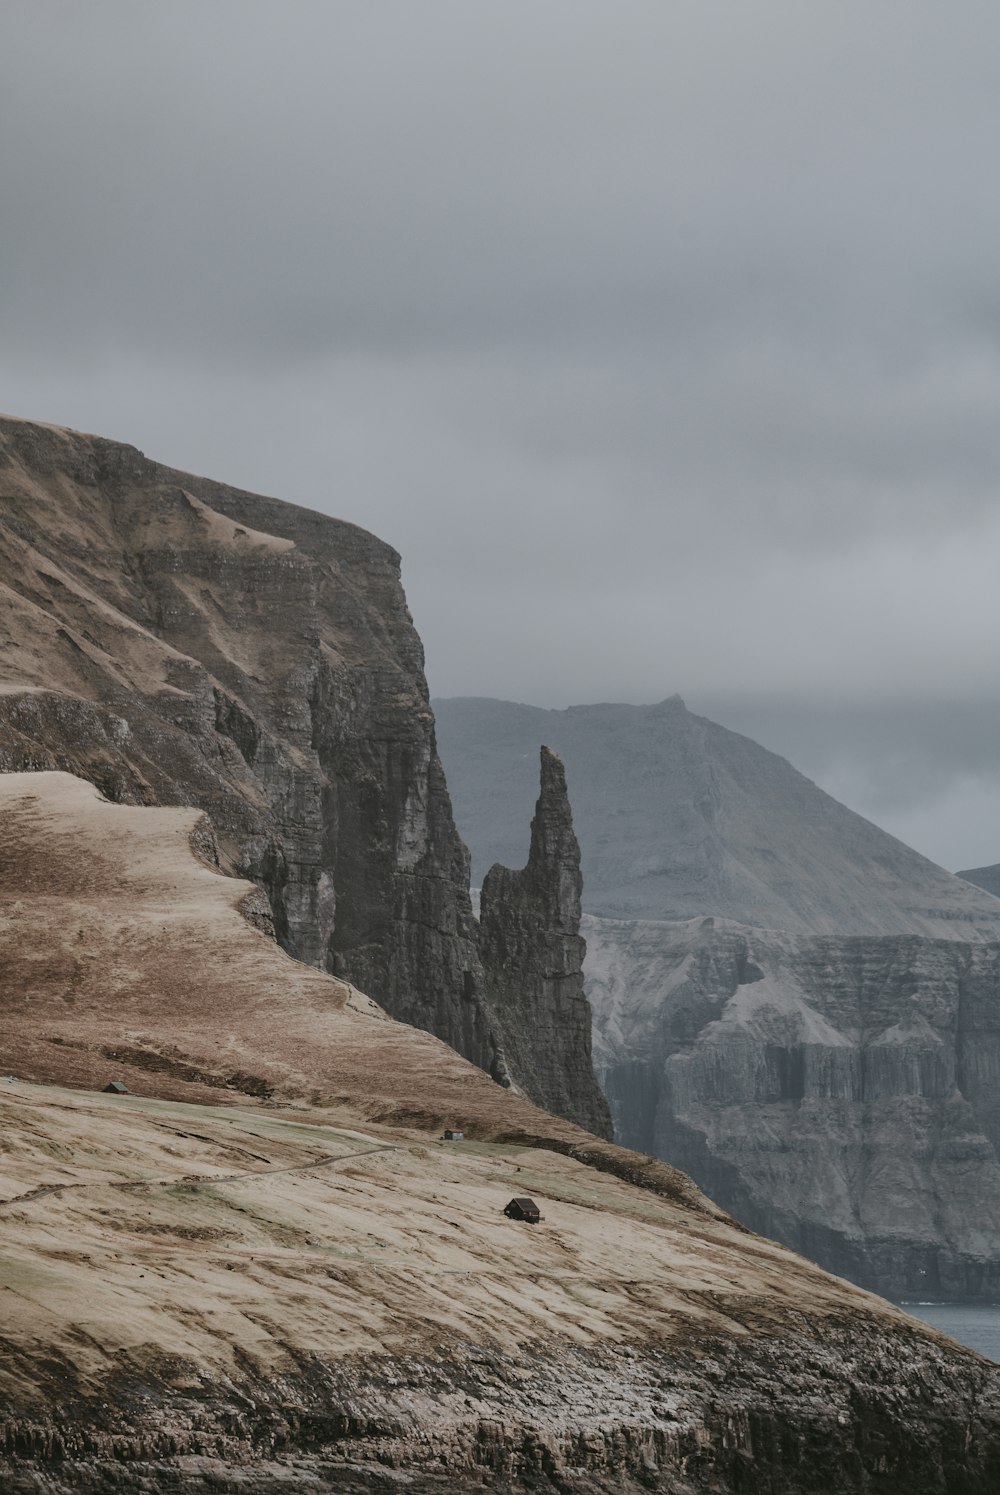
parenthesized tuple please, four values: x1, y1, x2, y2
(435, 696, 1000, 1299)
(0, 415, 608, 1134)
(2, 772, 1000, 1493)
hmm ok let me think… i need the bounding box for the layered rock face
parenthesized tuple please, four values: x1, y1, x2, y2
(478, 748, 612, 1137)
(588, 912, 1000, 1299)
(0, 417, 601, 1129)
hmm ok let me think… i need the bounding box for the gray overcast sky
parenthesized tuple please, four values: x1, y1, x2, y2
(2, 2, 1000, 870)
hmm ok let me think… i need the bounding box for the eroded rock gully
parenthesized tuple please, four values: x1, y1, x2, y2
(0, 415, 605, 1131)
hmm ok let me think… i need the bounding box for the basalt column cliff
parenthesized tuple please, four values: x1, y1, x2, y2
(0, 415, 604, 1130)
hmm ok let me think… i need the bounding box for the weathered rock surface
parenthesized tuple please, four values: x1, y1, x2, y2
(2, 775, 1000, 1495)
(478, 748, 612, 1137)
(0, 416, 603, 1130)
(433, 695, 1000, 938)
(588, 911, 1000, 1300)
(5, 1314, 1000, 1493)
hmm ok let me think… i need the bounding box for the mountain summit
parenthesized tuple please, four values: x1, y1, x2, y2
(433, 695, 1000, 938)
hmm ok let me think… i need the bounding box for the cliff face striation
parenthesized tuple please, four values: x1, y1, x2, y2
(0, 415, 603, 1130)
(2, 772, 1000, 1495)
(478, 748, 612, 1137)
(588, 912, 1000, 1300)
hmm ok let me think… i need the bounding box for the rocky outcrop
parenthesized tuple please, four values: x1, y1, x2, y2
(0, 416, 602, 1131)
(478, 749, 612, 1137)
(5, 1320, 1000, 1494)
(588, 912, 1000, 1300)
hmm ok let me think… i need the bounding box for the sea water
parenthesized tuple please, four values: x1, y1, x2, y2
(902, 1304, 1000, 1364)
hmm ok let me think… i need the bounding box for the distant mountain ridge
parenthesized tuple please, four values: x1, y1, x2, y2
(433, 695, 1000, 939)
(958, 863, 1000, 899)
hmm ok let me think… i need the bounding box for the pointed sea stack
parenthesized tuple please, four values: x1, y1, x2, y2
(478, 747, 613, 1137)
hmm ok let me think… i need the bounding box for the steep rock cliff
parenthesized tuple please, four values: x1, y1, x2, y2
(588, 912, 1000, 1299)
(8, 1308, 1000, 1494)
(0, 416, 601, 1130)
(478, 748, 612, 1137)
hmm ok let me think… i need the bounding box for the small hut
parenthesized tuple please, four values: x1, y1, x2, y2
(443, 1128, 465, 1141)
(503, 1197, 541, 1224)
(103, 1080, 130, 1095)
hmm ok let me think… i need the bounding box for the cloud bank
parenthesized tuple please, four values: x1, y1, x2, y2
(3, 2, 1000, 866)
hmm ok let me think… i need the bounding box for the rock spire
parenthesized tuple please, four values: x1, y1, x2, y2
(478, 747, 613, 1138)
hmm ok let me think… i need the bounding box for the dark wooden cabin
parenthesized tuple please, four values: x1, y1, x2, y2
(102, 1080, 130, 1094)
(504, 1196, 541, 1223)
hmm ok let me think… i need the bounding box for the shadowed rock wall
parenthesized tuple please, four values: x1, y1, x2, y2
(959, 863, 1000, 899)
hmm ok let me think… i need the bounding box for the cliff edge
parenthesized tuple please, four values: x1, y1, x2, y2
(588, 911, 1000, 1299)
(0, 415, 604, 1131)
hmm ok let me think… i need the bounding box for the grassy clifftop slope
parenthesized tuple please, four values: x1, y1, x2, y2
(2, 772, 1000, 1492)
